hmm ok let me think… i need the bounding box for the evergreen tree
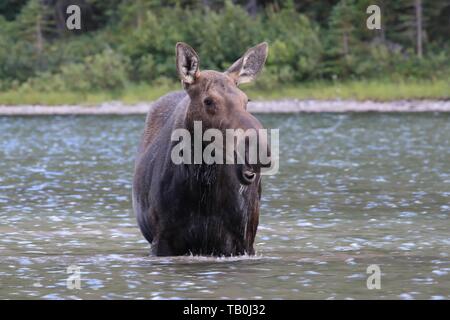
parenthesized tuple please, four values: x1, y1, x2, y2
(328, 0, 358, 59)
(424, 0, 450, 44)
(0, 0, 449, 87)
(15, 0, 55, 68)
(388, 0, 427, 57)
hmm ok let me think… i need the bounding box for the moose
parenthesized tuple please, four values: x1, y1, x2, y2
(132, 42, 270, 256)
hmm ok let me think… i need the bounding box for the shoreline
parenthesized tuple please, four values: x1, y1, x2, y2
(1, 99, 450, 115)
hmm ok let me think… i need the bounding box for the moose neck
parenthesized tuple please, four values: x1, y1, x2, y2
(176, 108, 249, 208)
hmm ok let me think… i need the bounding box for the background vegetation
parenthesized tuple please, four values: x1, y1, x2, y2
(0, 0, 449, 104)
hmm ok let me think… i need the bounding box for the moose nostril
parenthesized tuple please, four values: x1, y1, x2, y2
(243, 170, 256, 181)
(237, 165, 257, 185)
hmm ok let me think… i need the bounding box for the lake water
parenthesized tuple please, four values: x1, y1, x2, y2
(0, 113, 449, 300)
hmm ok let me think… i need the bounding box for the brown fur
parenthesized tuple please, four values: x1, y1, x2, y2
(133, 42, 269, 256)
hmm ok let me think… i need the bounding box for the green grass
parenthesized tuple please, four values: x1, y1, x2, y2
(0, 83, 179, 106)
(246, 79, 450, 101)
(0, 79, 448, 106)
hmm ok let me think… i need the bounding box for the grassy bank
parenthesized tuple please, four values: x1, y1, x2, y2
(247, 79, 450, 101)
(0, 79, 448, 106)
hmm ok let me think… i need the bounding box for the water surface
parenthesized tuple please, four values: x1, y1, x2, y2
(0, 113, 449, 299)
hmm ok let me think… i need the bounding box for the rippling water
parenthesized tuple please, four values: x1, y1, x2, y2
(0, 113, 449, 299)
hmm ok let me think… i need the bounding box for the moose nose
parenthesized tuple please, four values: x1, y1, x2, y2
(243, 133, 271, 169)
(235, 112, 271, 166)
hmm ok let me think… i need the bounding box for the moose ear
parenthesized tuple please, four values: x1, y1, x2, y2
(225, 42, 268, 85)
(176, 42, 200, 86)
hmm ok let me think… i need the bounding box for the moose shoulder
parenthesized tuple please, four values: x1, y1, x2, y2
(132, 42, 270, 256)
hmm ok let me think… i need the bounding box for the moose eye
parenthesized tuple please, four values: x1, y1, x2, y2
(203, 97, 214, 107)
